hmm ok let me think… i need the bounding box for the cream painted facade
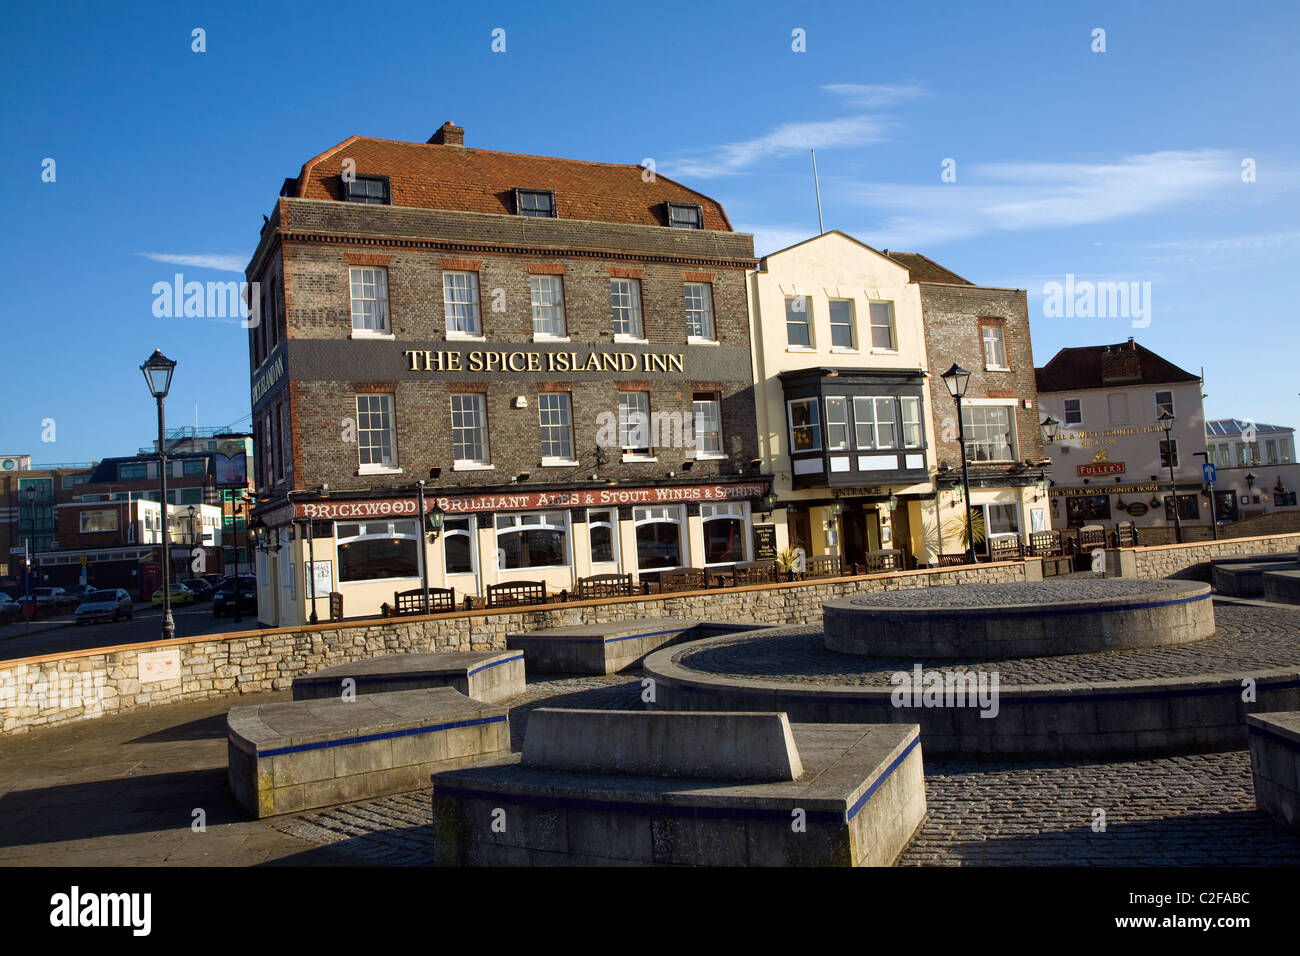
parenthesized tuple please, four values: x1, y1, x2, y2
(747, 232, 940, 569)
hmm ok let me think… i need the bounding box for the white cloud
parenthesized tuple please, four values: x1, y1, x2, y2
(852, 149, 1245, 248)
(665, 116, 890, 180)
(820, 83, 927, 107)
(740, 224, 822, 258)
(137, 252, 247, 272)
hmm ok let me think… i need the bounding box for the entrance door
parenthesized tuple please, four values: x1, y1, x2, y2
(890, 501, 913, 568)
(788, 509, 812, 558)
(842, 511, 867, 569)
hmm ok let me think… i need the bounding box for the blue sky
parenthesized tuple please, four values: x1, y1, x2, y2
(3, 0, 1297, 463)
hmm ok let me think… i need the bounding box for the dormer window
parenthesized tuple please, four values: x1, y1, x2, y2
(515, 189, 556, 218)
(666, 202, 703, 229)
(344, 174, 391, 205)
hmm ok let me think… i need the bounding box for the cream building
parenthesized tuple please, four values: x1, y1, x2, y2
(747, 232, 938, 569)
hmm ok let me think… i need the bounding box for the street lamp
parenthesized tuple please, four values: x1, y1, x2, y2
(1040, 416, 1061, 444)
(141, 349, 177, 640)
(1157, 410, 1182, 544)
(941, 363, 977, 564)
(1246, 473, 1257, 499)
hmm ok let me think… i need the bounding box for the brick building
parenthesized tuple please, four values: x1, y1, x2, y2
(0, 456, 96, 593)
(245, 123, 764, 625)
(884, 254, 1048, 556)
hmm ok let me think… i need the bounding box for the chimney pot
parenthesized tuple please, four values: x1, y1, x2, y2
(428, 122, 464, 146)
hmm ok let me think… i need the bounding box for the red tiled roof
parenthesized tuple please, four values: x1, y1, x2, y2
(290, 133, 734, 230)
(1035, 340, 1201, 392)
(882, 251, 973, 285)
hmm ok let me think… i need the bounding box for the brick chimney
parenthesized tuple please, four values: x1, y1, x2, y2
(1100, 342, 1141, 383)
(428, 122, 464, 146)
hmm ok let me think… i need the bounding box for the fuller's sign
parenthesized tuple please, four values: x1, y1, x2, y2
(292, 482, 769, 521)
(1076, 462, 1125, 477)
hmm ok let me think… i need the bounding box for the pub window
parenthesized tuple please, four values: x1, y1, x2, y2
(868, 302, 895, 351)
(787, 398, 821, 453)
(337, 520, 420, 582)
(618, 391, 652, 456)
(350, 266, 389, 334)
(853, 396, 898, 450)
(515, 189, 556, 218)
(693, 392, 723, 457)
(610, 279, 644, 339)
(1154, 390, 1175, 419)
(496, 511, 569, 570)
(825, 397, 850, 451)
(356, 393, 397, 471)
(443, 516, 476, 575)
(785, 296, 812, 348)
(588, 509, 618, 564)
(1066, 495, 1111, 526)
(1159, 439, 1179, 469)
(344, 175, 391, 205)
(634, 505, 685, 570)
(985, 503, 1021, 539)
(451, 394, 489, 466)
(961, 405, 1016, 462)
(900, 396, 924, 448)
(539, 392, 575, 462)
(530, 275, 566, 338)
(1063, 398, 1082, 426)
(981, 323, 1008, 369)
(684, 282, 715, 340)
(1164, 494, 1199, 521)
(666, 202, 703, 229)
(701, 502, 747, 565)
(828, 299, 855, 349)
(444, 271, 482, 336)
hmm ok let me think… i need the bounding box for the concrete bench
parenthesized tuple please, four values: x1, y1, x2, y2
(431, 711, 926, 867)
(228, 687, 510, 818)
(507, 619, 766, 674)
(1211, 556, 1297, 597)
(292, 651, 526, 705)
(1247, 712, 1300, 830)
(1263, 569, 1300, 606)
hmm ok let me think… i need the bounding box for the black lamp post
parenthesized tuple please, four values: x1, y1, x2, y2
(232, 493, 252, 622)
(1157, 410, 1183, 544)
(141, 349, 177, 640)
(941, 363, 976, 564)
(1246, 472, 1257, 500)
(1041, 416, 1061, 445)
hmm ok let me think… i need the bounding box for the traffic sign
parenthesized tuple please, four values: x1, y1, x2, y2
(1202, 462, 1217, 483)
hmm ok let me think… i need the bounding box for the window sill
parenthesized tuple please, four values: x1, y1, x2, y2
(357, 465, 403, 476)
(786, 346, 816, 353)
(870, 348, 900, 355)
(351, 331, 395, 341)
(830, 346, 859, 354)
(693, 452, 727, 461)
(621, 453, 657, 463)
(613, 334, 649, 345)
(447, 332, 486, 342)
(687, 336, 720, 347)
(533, 335, 570, 344)
(453, 462, 494, 471)
(541, 457, 580, 467)
(985, 365, 1011, 373)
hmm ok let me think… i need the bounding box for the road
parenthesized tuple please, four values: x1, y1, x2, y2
(0, 600, 264, 661)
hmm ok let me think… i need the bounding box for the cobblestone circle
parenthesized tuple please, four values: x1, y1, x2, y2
(837, 578, 1189, 609)
(673, 603, 1300, 686)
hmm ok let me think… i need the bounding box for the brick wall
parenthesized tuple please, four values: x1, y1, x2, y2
(0, 560, 1026, 735)
(918, 283, 1042, 472)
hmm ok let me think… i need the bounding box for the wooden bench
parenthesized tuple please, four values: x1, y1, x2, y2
(392, 587, 456, 616)
(1112, 521, 1139, 548)
(1076, 524, 1107, 553)
(1028, 529, 1068, 557)
(659, 568, 709, 592)
(989, 536, 1024, 562)
(936, 553, 969, 567)
(864, 549, 904, 574)
(803, 555, 842, 579)
(485, 581, 548, 608)
(574, 573, 635, 600)
(733, 560, 780, 585)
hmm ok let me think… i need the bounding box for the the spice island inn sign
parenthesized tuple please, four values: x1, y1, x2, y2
(403, 349, 684, 374)
(282, 482, 770, 522)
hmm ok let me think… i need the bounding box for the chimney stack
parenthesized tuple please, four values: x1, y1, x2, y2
(428, 121, 464, 146)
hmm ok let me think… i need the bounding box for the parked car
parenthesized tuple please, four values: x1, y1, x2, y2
(202, 573, 226, 589)
(0, 594, 22, 625)
(33, 587, 75, 614)
(213, 576, 258, 617)
(75, 589, 134, 625)
(181, 578, 214, 601)
(63, 584, 97, 604)
(151, 583, 195, 607)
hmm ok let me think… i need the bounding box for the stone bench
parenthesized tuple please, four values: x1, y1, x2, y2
(292, 651, 525, 705)
(507, 619, 766, 674)
(1247, 712, 1300, 831)
(1211, 556, 1297, 597)
(228, 687, 510, 818)
(1262, 569, 1300, 606)
(430, 710, 926, 867)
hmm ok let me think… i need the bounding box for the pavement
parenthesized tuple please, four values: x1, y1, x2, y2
(4, 666, 1300, 866)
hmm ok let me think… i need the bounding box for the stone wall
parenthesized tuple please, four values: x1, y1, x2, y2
(1127, 532, 1300, 580)
(0, 561, 1025, 736)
